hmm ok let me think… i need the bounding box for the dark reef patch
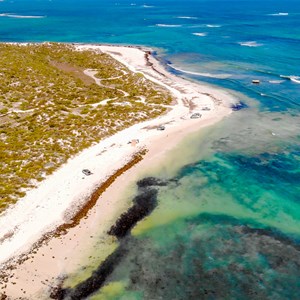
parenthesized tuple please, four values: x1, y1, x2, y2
(120, 222, 300, 300)
(54, 242, 129, 300)
(107, 177, 174, 239)
(240, 226, 300, 251)
(136, 176, 176, 188)
(107, 187, 158, 238)
(108, 176, 179, 239)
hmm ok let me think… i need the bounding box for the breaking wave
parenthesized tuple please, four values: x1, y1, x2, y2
(0, 13, 46, 19)
(156, 24, 182, 28)
(206, 24, 221, 28)
(177, 16, 198, 19)
(268, 12, 289, 16)
(238, 41, 263, 47)
(280, 75, 300, 84)
(168, 65, 231, 79)
(268, 80, 285, 84)
(192, 32, 207, 37)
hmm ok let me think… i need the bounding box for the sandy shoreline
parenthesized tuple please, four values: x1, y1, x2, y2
(0, 43, 237, 298)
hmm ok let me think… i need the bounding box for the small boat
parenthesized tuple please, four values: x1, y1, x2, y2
(252, 79, 260, 84)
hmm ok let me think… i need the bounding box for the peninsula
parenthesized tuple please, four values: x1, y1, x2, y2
(0, 43, 237, 298)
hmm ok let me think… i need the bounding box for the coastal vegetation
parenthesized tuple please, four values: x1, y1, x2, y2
(0, 43, 172, 212)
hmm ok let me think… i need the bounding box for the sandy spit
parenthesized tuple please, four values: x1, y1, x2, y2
(0, 43, 237, 298)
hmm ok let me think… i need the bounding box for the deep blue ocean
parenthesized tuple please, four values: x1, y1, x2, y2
(1, 0, 300, 299)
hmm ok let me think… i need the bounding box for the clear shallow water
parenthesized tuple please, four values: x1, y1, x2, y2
(1, 0, 300, 298)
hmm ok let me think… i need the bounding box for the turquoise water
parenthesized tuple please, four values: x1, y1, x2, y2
(1, 0, 300, 298)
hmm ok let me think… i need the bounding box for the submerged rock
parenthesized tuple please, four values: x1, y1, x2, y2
(108, 188, 158, 238)
(137, 177, 169, 188)
(231, 101, 248, 111)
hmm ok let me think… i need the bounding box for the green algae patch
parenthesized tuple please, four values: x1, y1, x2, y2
(90, 281, 143, 300)
(89, 281, 126, 300)
(0, 43, 172, 212)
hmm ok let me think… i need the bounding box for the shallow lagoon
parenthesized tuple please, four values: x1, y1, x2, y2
(62, 104, 300, 299)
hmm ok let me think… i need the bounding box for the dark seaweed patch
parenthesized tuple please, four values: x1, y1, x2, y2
(136, 177, 170, 188)
(241, 226, 300, 251)
(108, 177, 178, 238)
(52, 176, 165, 299)
(108, 188, 158, 238)
(54, 242, 129, 300)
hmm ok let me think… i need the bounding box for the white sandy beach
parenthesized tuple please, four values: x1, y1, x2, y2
(0, 44, 237, 298)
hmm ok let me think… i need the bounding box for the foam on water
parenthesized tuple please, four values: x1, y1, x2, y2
(238, 41, 263, 47)
(268, 12, 289, 16)
(177, 16, 198, 19)
(269, 80, 285, 84)
(0, 13, 45, 18)
(168, 64, 232, 79)
(142, 5, 154, 8)
(291, 77, 300, 84)
(155, 24, 182, 28)
(206, 24, 221, 28)
(280, 75, 300, 83)
(192, 32, 207, 37)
